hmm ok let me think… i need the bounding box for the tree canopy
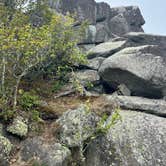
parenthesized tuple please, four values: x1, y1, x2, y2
(0, 0, 87, 113)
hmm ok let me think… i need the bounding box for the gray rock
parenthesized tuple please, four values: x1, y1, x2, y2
(87, 57, 105, 70)
(85, 110, 166, 166)
(99, 45, 166, 98)
(125, 32, 166, 50)
(78, 44, 96, 52)
(115, 84, 131, 96)
(57, 105, 99, 147)
(96, 2, 111, 22)
(71, 70, 100, 86)
(109, 6, 145, 36)
(84, 25, 97, 44)
(95, 21, 110, 43)
(50, 0, 111, 24)
(0, 135, 12, 166)
(106, 95, 166, 117)
(88, 40, 127, 58)
(51, 0, 97, 24)
(7, 116, 28, 137)
(20, 137, 71, 166)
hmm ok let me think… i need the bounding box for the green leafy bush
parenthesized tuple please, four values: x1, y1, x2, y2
(19, 91, 39, 111)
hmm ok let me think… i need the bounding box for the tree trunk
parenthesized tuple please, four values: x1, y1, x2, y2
(1, 56, 6, 97)
(13, 76, 22, 111)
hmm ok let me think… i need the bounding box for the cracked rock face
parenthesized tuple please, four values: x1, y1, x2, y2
(50, 0, 145, 45)
(85, 110, 166, 166)
(57, 105, 99, 147)
(99, 45, 166, 98)
(19, 137, 71, 166)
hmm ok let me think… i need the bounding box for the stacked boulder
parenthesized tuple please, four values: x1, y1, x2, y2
(50, 0, 145, 51)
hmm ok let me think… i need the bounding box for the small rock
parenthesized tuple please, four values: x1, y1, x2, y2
(116, 84, 131, 96)
(7, 116, 28, 137)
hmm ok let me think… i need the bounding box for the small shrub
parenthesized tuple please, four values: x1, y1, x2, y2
(19, 91, 40, 111)
(52, 80, 65, 93)
(96, 108, 122, 135)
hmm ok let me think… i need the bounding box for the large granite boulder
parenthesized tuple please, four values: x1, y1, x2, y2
(56, 105, 99, 147)
(99, 45, 166, 98)
(109, 6, 145, 36)
(50, 0, 145, 45)
(87, 57, 105, 70)
(50, 0, 96, 24)
(50, 0, 111, 24)
(19, 137, 71, 166)
(107, 95, 166, 117)
(71, 70, 100, 87)
(125, 32, 166, 50)
(96, 2, 111, 22)
(88, 40, 127, 58)
(85, 110, 166, 166)
(79, 22, 110, 44)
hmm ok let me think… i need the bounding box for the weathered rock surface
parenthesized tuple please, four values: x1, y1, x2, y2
(125, 32, 166, 50)
(51, 0, 96, 23)
(85, 110, 166, 166)
(99, 45, 166, 98)
(19, 137, 71, 166)
(0, 135, 12, 166)
(88, 40, 127, 58)
(51, 0, 145, 46)
(7, 116, 28, 137)
(72, 70, 100, 87)
(107, 95, 166, 117)
(87, 57, 105, 70)
(109, 6, 145, 37)
(57, 105, 99, 147)
(114, 84, 131, 96)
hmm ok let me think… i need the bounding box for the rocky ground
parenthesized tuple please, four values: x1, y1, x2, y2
(1, 0, 166, 165)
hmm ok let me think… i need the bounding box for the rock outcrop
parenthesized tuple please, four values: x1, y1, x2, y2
(107, 95, 166, 117)
(50, 0, 145, 51)
(85, 110, 166, 166)
(1, 0, 166, 166)
(18, 137, 71, 166)
(99, 45, 166, 98)
(57, 105, 99, 147)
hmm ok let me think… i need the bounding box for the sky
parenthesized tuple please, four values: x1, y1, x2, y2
(96, 0, 166, 35)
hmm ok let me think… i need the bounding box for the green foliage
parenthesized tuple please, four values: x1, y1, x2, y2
(70, 72, 84, 95)
(52, 80, 65, 93)
(0, 97, 14, 121)
(96, 108, 122, 135)
(19, 91, 40, 111)
(0, 0, 87, 114)
(31, 109, 40, 122)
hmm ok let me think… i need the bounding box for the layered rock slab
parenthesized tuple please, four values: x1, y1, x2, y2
(107, 95, 166, 117)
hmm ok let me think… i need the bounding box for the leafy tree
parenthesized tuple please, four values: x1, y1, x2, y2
(0, 0, 87, 112)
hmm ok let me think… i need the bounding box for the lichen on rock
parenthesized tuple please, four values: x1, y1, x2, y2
(0, 135, 12, 165)
(7, 116, 28, 137)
